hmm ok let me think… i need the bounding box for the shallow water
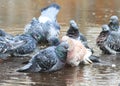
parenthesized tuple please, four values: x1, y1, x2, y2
(0, 0, 120, 86)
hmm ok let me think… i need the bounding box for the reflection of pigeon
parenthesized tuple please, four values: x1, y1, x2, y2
(0, 37, 25, 60)
(108, 15, 120, 31)
(61, 36, 93, 66)
(12, 34, 37, 56)
(17, 42, 68, 72)
(24, 3, 60, 46)
(66, 20, 93, 53)
(96, 24, 120, 54)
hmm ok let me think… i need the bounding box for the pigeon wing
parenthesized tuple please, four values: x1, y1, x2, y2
(40, 3, 60, 22)
(33, 47, 57, 71)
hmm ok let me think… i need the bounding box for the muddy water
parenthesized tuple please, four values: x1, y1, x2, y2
(0, 0, 120, 86)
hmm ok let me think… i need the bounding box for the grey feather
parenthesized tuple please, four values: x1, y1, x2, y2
(17, 42, 68, 72)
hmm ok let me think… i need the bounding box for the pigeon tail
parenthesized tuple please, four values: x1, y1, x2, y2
(39, 3, 60, 22)
(89, 55, 101, 63)
(17, 62, 41, 72)
(70, 20, 79, 30)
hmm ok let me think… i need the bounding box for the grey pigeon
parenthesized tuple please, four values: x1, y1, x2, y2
(24, 18, 46, 43)
(17, 42, 69, 72)
(24, 3, 61, 46)
(12, 34, 37, 56)
(39, 3, 60, 29)
(66, 20, 93, 53)
(96, 24, 120, 54)
(0, 28, 38, 57)
(108, 15, 120, 31)
(0, 37, 25, 60)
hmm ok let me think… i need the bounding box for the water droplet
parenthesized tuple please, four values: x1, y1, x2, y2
(111, 64, 116, 67)
(92, 12, 96, 15)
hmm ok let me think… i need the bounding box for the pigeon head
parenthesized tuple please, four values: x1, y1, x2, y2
(70, 20, 79, 29)
(108, 15, 119, 31)
(67, 20, 79, 37)
(55, 41, 69, 61)
(109, 15, 119, 24)
(57, 41, 69, 51)
(102, 24, 110, 32)
(61, 36, 74, 51)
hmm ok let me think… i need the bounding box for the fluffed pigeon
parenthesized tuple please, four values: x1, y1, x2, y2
(24, 3, 61, 46)
(96, 24, 120, 54)
(61, 36, 94, 66)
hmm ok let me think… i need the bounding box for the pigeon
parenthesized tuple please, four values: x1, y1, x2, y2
(61, 36, 95, 66)
(24, 3, 61, 46)
(0, 29, 14, 40)
(12, 34, 38, 56)
(0, 37, 25, 60)
(108, 15, 120, 31)
(24, 3, 60, 44)
(0, 28, 38, 57)
(66, 20, 93, 53)
(38, 3, 61, 44)
(0, 3, 61, 57)
(24, 17, 60, 46)
(17, 42, 69, 72)
(24, 17, 47, 43)
(39, 3, 60, 27)
(96, 24, 120, 54)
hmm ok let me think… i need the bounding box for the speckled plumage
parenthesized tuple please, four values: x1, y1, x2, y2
(12, 34, 37, 56)
(17, 42, 68, 72)
(24, 18, 60, 46)
(0, 36, 25, 59)
(0, 29, 14, 41)
(97, 24, 120, 54)
(24, 4, 61, 46)
(66, 20, 93, 53)
(38, 3, 61, 44)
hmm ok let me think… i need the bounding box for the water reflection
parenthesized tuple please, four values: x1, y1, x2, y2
(0, 0, 120, 86)
(25, 67, 84, 86)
